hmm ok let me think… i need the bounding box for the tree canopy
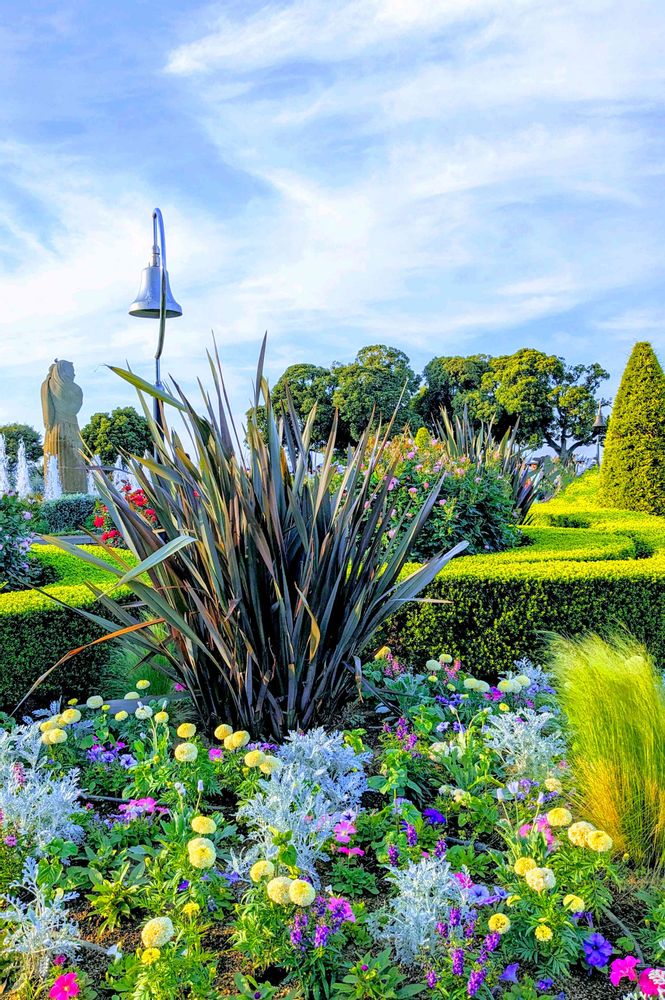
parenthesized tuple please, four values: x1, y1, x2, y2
(271, 363, 337, 448)
(81, 406, 152, 465)
(332, 345, 419, 443)
(0, 424, 42, 462)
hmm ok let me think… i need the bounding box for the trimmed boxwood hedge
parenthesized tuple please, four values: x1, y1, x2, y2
(384, 469, 665, 674)
(0, 545, 132, 709)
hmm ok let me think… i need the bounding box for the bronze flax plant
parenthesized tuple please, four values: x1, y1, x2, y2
(44, 341, 467, 738)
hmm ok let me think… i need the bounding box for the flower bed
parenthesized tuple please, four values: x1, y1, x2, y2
(385, 470, 665, 672)
(0, 649, 662, 999)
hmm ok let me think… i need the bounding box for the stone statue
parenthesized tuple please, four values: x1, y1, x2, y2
(41, 359, 87, 494)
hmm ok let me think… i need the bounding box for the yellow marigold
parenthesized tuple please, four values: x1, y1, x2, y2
(563, 894, 585, 913)
(141, 948, 161, 965)
(524, 867, 556, 893)
(568, 821, 596, 847)
(499, 703, 510, 712)
(514, 856, 537, 876)
(546, 807, 573, 828)
(60, 708, 81, 725)
(463, 678, 479, 690)
(177, 723, 197, 739)
(267, 876, 294, 904)
(141, 917, 174, 949)
(249, 860, 275, 883)
(187, 837, 217, 869)
(475, 681, 490, 693)
(497, 679, 511, 693)
(154, 711, 169, 723)
(534, 924, 553, 942)
(174, 742, 198, 763)
(191, 815, 217, 835)
(114, 710, 128, 722)
(39, 718, 59, 733)
(86, 695, 104, 709)
(289, 879, 316, 906)
(259, 756, 282, 776)
(214, 724, 233, 740)
(374, 646, 391, 659)
(182, 902, 200, 918)
(506, 895, 521, 907)
(125, 691, 140, 700)
(136, 679, 151, 690)
(515, 674, 532, 687)
(488, 913, 511, 935)
(135, 705, 153, 720)
(101, 705, 110, 712)
(44, 728, 67, 745)
(67, 698, 78, 706)
(586, 830, 613, 853)
(544, 777, 563, 794)
(244, 750, 266, 768)
(230, 730, 251, 749)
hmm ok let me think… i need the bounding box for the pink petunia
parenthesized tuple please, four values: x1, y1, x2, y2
(49, 972, 80, 999)
(639, 969, 665, 996)
(609, 955, 638, 987)
(209, 747, 223, 761)
(337, 846, 365, 857)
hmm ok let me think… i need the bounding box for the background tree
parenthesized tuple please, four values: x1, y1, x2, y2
(332, 345, 419, 443)
(81, 406, 152, 465)
(271, 363, 338, 448)
(599, 341, 665, 515)
(483, 349, 609, 460)
(0, 424, 42, 462)
(413, 354, 507, 430)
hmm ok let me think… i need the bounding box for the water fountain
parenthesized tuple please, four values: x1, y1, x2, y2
(43, 454, 62, 500)
(15, 440, 32, 498)
(0, 434, 10, 496)
(87, 454, 102, 496)
(112, 455, 128, 491)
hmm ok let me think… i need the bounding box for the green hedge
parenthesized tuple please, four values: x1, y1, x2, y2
(0, 545, 132, 709)
(384, 469, 665, 673)
(40, 493, 97, 534)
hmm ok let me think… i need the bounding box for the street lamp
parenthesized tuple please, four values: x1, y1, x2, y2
(128, 208, 182, 435)
(592, 401, 607, 467)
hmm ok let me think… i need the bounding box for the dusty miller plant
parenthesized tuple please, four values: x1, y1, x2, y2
(275, 728, 371, 812)
(0, 723, 83, 851)
(369, 856, 471, 965)
(484, 709, 566, 778)
(0, 857, 81, 981)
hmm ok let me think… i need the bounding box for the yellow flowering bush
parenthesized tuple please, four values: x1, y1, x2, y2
(266, 876, 294, 904)
(546, 807, 572, 827)
(141, 917, 174, 948)
(586, 829, 613, 853)
(244, 750, 266, 768)
(174, 742, 198, 763)
(250, 860, 275, 883)
(177, 723, 197, 739)
(534, 924, 553, 942)
(514, 856, 537, 876)
(288, 880, 316, 906)
(524, 867, 556, 893)
(191, 816, 217, 835)
(187, 837, 217, 869)
(488, 913, 511, 934)
(567, 821, 595, 847)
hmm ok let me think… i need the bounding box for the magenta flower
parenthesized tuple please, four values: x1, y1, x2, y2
(609, 955, 638, 986)
(209, 747, 223, 761)
(49, 972, 80, 999)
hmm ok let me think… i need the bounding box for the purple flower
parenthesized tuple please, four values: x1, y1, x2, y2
(501, 963, 520, 984)
(582, 933, 613, 968)
(426, 971, 437, 988)
(449, 907, 461, 928)
(209, 747, 223, 761)
(536, 979, 554, 991)
(313, 924, 330, 948)
(387, 844, 400, 866)
(434, 839, 447, 858)
(452, 949, 464, 975)
(423, 808, 447, 826)
(177, 880, 190, 891)
(467, 969, 487, 996)
(484, 932, 501, 953)
(4, 835, 17, 847)
(402, 822, 418, 847)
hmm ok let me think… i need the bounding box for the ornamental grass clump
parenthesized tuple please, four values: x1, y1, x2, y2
(550, 632, 665, 868)
(45, 341, 465, 738)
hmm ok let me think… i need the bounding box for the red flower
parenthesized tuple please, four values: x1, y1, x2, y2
(93, 515, 105, 528)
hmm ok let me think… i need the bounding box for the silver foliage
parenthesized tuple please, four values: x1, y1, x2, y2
(484, 708, 566, 777)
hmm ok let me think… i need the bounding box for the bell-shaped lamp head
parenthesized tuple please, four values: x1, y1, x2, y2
(129, 249, 182, 319)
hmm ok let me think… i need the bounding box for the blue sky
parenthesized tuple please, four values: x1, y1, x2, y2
(1, 0, 664, 432)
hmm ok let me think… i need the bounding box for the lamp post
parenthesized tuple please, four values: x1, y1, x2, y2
(128, 208, 182, 437)
(592, 401, 607, 467)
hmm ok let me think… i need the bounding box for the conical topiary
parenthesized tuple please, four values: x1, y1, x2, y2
(599, 341, 665, 515)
